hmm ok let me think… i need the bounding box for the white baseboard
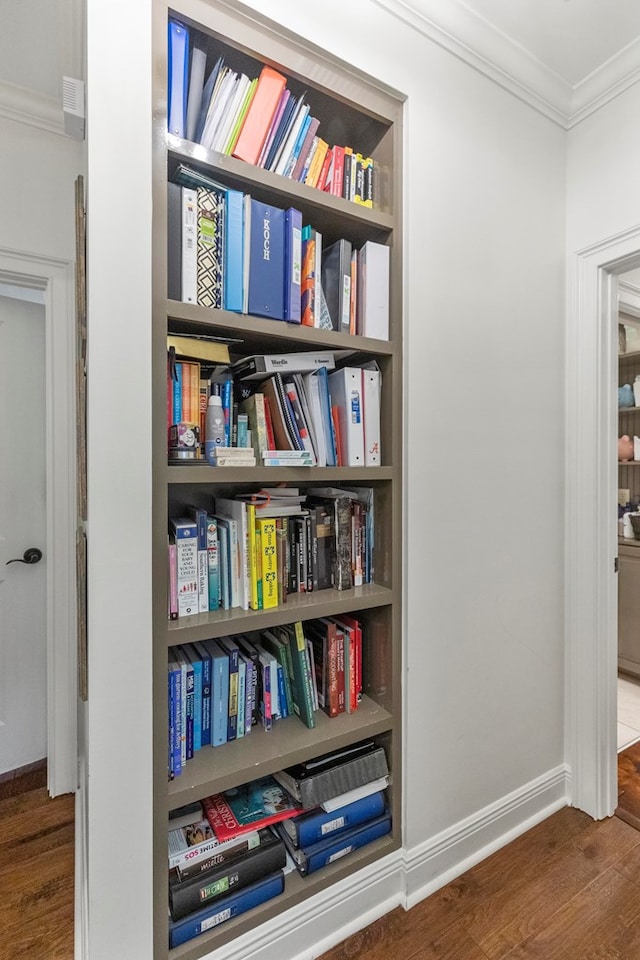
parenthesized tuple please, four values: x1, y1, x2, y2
(75, 754, 89, 960)
(201, 849, 404, 960)
(404, 764, 571, 908)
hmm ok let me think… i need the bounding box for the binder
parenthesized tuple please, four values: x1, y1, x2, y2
(196, 186, 225, 309)
(167, 20, 189, 138)
(282, 790, 386, 849)
(283, 207, 302, 324)
(247, 200, 285, 320)
(362, 365, 382, 466)
(277, 809, 391, 876)
(357, 241, 390, 340)
(194, 56, 223, 144)
(224, 187, 244, 313)
(232, 65, 287, 165)
(180, 186, 197, 304)
(321, 238, 352, 333)
(185, 46, 206, 142)
(327, 367, 365, 467)
(167, 181, 182, 302)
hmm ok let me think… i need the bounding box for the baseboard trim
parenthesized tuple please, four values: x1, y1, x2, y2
(204, 849, 404, 960)
(75, 755, 89, 960)
(404, 764, 570, 908)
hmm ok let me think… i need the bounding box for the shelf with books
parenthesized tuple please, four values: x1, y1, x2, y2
(167, 694, 393, 808)
(153, 2, 402, 956)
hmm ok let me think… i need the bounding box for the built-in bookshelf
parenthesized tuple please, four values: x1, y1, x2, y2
(152, 2, 403, 957)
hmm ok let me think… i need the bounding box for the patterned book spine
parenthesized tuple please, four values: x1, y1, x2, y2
(196, 186, 225, 309)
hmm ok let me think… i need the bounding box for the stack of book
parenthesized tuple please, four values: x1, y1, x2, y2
(167, 616, 366, 778)
(272, 741, 391, 876)
(168, 20, 377, 205)
(167, 777, 297, 947)
(168, 487, 375, 619)
(168, 162, 390, 338)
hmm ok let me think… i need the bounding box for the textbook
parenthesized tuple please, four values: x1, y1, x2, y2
(168, 819, 259, 870)
(168, 870, 285, 947)
(202, 775, 302, 841)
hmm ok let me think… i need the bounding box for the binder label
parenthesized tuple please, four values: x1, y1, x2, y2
(202, 908, 232, 931)
(350, 390, 361, 424)
(321, 815, 346, 835)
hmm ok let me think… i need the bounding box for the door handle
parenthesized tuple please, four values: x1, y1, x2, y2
(6, 547, 43, 565)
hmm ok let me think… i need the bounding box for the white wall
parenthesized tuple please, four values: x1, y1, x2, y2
(85, 0, 567, 956)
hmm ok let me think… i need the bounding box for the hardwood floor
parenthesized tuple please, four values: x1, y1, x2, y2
(0, 776, 74, 960)
(5, 757, 640, 960)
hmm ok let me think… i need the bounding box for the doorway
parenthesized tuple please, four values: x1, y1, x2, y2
(567, 226, 640, 821)
(0, 249, 77, 798)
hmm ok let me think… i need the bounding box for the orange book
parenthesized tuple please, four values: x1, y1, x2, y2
(232, 66, 287, 166)
(180, 362, 191, 422)
(316, 147, 332, 192)
(305, 138, 328, 189)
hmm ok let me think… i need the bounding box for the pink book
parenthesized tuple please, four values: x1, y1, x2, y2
(232, 66, 287, 166)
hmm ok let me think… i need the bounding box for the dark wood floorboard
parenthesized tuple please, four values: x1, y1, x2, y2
(616, 738, 640, 830)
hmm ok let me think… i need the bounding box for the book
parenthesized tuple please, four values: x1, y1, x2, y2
(224, 186, 245, 313)
(168, 871, 285, 948)
(240, 392, 269, 457)
(202, 639, 229, 747)
(205, 516, 220, 611)
(174, 826, 267, 882)
(231, 350, 337, 381)
(167, 334, 230, 365)
(232, 65, 287, 166)
(274, 99, 309, 177)
(257, 87, 290, 167)
(283, 207, 302, 324)
(288, 622, 316, 728)
(167, 20, 189, 138)
(180, 644, 203, 751)
(362, 364, 382, 466)
(193, 56, 223, 144)
(357, 241, 390, 340)
(247, 199, 285, 320)
(300, 225, 317, 327)
(292, 116, 320, 181)
(216, 635, 241, 741)
(327, 367, 365, 467)
(170, 518, 198, 617)
(168, 819, 217, 869)
(322, 238, 353, 333)
(192, 641, 212, 746)
(169, 830, 286, 921)
(215, 499, 249, 611)
(202, 775, 302, 841)
(168, 657, 182, 778)
(281, 789, 386, 849)
(169, 801, 203, 830)
(272, 742, 389, 809)
(276, 808, 391, 876)
(255, 517, 278, 608)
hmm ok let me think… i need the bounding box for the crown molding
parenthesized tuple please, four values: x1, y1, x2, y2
(373, 0, 640, 129)
(0, 78, 64, 137)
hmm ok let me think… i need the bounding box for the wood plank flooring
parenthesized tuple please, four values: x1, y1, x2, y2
(4, 751, 640, 960)
(0, 778, 74, 960)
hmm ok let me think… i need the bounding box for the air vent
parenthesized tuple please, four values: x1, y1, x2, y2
(63, 76, 85, 140)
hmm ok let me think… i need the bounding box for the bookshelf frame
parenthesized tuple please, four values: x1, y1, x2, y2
(152, 3, 404, 957)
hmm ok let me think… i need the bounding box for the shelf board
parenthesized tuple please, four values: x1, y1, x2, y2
(165, 299, 396, 357)
(620, 351, 640, 362)
(168, 833, 400, 960)
(166, 463, 393, 484)
(619, 407, 640, 413)
(166, 694, 393, 808)
(619, 461, 640, 466)
(167, 139, 395, 242)
(165, 583, 393, 644)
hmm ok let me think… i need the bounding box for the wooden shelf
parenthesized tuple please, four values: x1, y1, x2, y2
(167, 463, 393, 484)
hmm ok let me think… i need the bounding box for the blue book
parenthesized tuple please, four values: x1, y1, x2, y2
(193, 641, 212, 747)
(172, 361, 182, 423)
(221, 377, 233, 447)
(316, 366, 336, 466)
(205, 516, 219, 611)
(217, 636, 239, 741)
(264, 94, 298, 170)
(203, 639, 229, 748)
(284, 113, 312, 179)
(283, 207, 302, 324)
(238, 652, 253, 737)
(181, 645, 203, 752)
(168, 870, 285, 948)
(247, 200, 286, 321)
(167, 20, 189, 138)
(216, 519, 230, 610)
(283, 791, 386, 849)
(224, 187, 245, 313)
(176, 649, 194, 760)
(280, 809, 391, 876)
(168, 658, 182, 778)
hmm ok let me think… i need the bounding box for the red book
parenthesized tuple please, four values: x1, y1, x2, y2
(202, 775, 301, 842)
(330, 145, 345, 197)
(232, 66, 287, 166)
(316, 147, 332, 192)
(263, 394, 276, 451)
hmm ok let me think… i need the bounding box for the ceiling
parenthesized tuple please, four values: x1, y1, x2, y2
(455, 0, 640, 87)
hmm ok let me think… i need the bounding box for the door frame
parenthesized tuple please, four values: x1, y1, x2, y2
(567, 224, 640, 819)
(0, 246, 77, 797)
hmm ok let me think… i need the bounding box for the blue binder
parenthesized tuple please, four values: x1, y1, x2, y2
(285, 790, 386, 849)
(224, 187, 244, 313)
(167, 20, 189, 138)
(248, 200, 285, 320)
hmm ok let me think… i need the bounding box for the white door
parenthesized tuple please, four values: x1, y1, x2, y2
(0, 293, 47, 774)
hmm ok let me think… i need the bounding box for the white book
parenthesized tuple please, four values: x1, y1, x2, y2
(197, 547, 209, 612)
(171, 518, 198, 616)
(214, 498, 249, 611)
(328, 367, 365, 467)
(181, 187, 198, 304)
(357, 241, 390, 340)
(362, 365, 382, 467)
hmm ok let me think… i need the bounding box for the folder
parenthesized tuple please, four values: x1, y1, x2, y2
(232, 65, 287, 166)
(362, 365, 381, 466)
(283, 207, 302, 324)
(327, 367, 365, 467)
(247, 199, 285, 320)
(185, 46, 206, 142)
(194, 56, 223, 144)
(357, 241, 390, 340)
(168, 20, 189, 138)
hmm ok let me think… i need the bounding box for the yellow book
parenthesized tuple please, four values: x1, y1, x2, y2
(256, 517, 278, 609)
(305, 138, 328, 189)
(247, 503, 260, 611)
(167, 334, 230, 365)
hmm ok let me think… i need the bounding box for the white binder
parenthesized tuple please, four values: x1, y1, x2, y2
(328, 367, 365, 467)
(362, 366, 381, 466)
